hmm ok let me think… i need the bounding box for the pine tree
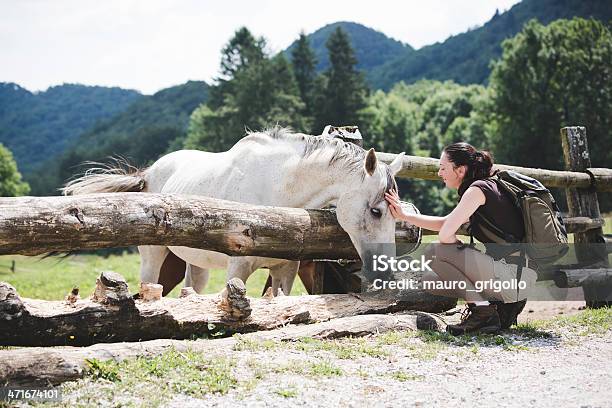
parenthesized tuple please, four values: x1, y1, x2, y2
(291, 32, 317, 119)
(219, 27, 266, 80)
(209, 27, 266, 109)
(185, 32, 306, 152)
(313, 27, 368, 134)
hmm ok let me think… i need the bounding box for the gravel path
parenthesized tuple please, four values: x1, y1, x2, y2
(25, 308, 611, 408)
(167, 327, 611, 407)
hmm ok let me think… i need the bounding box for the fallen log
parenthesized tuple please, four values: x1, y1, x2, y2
(0, 311, 446, 387)
(0, 193, 420, 258)
(0, 272, 456, 347)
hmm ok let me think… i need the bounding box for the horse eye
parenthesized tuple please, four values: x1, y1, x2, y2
(370, 207, 382, 218)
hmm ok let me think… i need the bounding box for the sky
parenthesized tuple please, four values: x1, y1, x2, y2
(1, 0, 521, 95)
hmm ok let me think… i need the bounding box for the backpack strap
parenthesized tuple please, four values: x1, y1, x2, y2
(516, 246, 525, 302)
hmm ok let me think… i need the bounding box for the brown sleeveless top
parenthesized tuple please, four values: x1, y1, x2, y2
(459, 178, 525, 258)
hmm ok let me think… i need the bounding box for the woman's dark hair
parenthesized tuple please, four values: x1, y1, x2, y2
(442, 142, 495, 195)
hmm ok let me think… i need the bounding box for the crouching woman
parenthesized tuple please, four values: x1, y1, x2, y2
(385, 142, 537, 335)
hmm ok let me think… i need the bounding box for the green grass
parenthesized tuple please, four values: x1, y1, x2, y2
(416, 328, 537, 349)
(522, 306, 612, 336)
(308, 360, 343, 377)
(233, 336, 280, 352)
(513, 322, 554, 338)
(603, 213, 611, 235)
(0, 252, 307, 300)
(292, 336, 388, 359)
(409, 307, 611, 351)
(274, 386, 298, 398)
(44, 348, 240, 407)
(86, 358, 121, 382)
(389, 370, 424, 382)
(97, 348, 237, 396)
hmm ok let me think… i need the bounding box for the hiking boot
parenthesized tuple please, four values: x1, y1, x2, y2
(446, 304, 501, 336)
(494, 299, 527, 330)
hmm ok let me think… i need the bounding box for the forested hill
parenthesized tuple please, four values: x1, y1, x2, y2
(284, 21, 411, 73)
(0, 83, 142, 173)
(67, 80, 208, 155)
(27, 80, 209, 195)
(368, 0, 612, 90)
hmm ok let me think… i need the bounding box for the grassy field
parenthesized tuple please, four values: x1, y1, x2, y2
(0, 252, 308, 300)
(604, 213, 612, 234)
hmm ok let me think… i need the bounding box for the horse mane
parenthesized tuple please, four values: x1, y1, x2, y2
(250, 126, 367, 175)
(250, 126, 397, 200)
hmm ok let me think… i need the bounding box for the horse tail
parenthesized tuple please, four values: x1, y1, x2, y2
(61, 157, 147, 196)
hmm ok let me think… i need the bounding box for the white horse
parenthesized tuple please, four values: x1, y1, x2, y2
(63, 127, 405, 296)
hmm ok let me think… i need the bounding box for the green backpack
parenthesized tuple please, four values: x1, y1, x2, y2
(470, 170, 569, 265)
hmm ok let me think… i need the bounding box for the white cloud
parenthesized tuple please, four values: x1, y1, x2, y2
(0, 0, 520, 94)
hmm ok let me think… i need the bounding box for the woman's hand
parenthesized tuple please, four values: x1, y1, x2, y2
(384, 189, 409, 221)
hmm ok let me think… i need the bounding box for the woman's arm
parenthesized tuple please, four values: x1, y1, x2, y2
(385, 187, 485, 240)
(438, 187, 485, 243)
(385, 189, 448, 231)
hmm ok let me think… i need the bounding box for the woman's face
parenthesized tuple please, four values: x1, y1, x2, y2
(438, 152, 466, 189)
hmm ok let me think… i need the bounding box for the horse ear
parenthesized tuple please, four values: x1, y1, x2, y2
(389, 152, 405, 176)
(364, 148, 377, 176)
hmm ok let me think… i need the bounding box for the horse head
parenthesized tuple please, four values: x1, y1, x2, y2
(335, 149, 405, 261)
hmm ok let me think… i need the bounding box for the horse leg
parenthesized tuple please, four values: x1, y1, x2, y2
(184, 264, 209, 294)
(269, 261, 300, 296)
(158, 251, 186, 296)
(226, 256, 260, 288)
(138, 245, 169, 285)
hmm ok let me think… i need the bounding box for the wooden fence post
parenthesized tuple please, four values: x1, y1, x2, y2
(560, 126, 611, 307)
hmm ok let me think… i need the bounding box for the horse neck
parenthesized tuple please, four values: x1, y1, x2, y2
(282, 152, 364, 208)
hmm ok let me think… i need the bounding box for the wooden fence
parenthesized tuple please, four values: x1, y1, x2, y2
(0, 126, 610, 303)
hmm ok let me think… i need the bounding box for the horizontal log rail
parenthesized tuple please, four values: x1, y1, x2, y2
(376, 152, 612, 192)
(421, 216, 605, 236)
(553, 268, 612, 288)
(0, 193, 604, 258)
(0, 193, 420, 258)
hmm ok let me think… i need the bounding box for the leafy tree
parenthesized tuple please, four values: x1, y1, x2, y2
(360, 80, 493, 214)
(360, 90, 418, 155)
(0, 143, 30, 196)
(312, 27, 369, 134)
(490, 18, 612, 171)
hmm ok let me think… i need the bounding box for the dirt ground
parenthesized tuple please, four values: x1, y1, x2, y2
(518, 300, 586, 323)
